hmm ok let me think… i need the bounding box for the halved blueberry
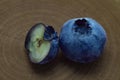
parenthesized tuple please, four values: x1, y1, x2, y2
(25, 23, 59, 64)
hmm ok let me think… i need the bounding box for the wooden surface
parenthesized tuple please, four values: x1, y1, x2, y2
(0, 0, 120, 80)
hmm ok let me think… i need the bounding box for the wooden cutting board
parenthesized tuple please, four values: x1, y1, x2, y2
(0, 0, 120, 80)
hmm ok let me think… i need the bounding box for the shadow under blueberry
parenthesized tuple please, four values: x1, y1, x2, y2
(28, 61, 56, 75)
(59, 49, 107, 75)
(24, 48, 108, 76)
(24, 48, 60, 75)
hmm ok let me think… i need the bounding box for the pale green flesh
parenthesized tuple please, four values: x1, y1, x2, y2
(28, 25, 51, 63)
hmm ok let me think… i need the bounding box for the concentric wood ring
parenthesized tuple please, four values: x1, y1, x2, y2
(0, 0, 120, 80)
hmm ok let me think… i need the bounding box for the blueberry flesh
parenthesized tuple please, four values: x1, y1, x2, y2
(59, 18, 107, 63)
(25, 23, 59, 64)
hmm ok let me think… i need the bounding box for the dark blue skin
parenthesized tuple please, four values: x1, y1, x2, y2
(40, 26, 59, 64)
(25, 23, 59, 64)
(59, 18, 107, 63)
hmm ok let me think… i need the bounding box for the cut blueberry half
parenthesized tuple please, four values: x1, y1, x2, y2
(25, 23, 59, 64)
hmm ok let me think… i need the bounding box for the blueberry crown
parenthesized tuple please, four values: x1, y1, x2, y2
(74, 19, 92, 35)
(44, 26, 58, 40)
(75, 19, 89, 27)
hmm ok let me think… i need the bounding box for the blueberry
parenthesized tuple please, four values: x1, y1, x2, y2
(25, 23, 59, 64)
(59, 18, 107, 63)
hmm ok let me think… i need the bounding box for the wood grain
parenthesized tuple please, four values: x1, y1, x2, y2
(0, 0, 120, 80)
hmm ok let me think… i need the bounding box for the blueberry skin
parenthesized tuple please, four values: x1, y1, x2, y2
(40, 27, 59, 64)
(59, 18, 107, 63)
(40, 38, 59, 64)
(25, 23, 59, 64)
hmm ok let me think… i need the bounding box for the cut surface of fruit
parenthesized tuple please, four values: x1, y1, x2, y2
(28, 24, 51, 63)
(31, 24, 45, 42)
(29, 41, 50, 63)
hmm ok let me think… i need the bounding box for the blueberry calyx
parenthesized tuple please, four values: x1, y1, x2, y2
(44, 26, 57, 41)
(74, 19, 92, 35)
(45, 26, 55, 34)
(75, 19, 89, 28)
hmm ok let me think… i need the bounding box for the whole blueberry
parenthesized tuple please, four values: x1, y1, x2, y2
(25, 23, 59, 64)
(59, 18, 107, 63)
